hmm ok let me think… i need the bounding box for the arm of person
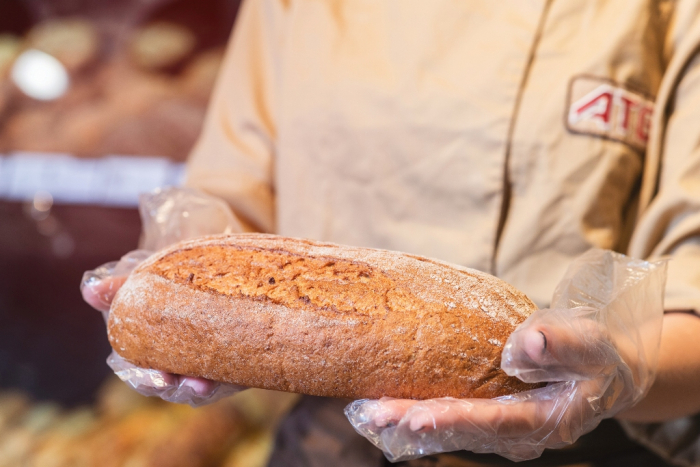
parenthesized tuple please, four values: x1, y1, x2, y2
(592, 10, 700, 462)
(81, 0, 290, 403)
(620, 9, 700, 425)
(184, 0, 289, 233)
(617, 312, 700, 422)
(349, 8, 700, 463)
(82, 0, 288, 305)
(83, 0, 288, 328)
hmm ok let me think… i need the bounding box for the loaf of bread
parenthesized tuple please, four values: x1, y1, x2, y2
(109, 234, 541, 400)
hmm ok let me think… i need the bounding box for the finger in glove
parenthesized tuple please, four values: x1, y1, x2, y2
(502, 307, 621, 383)
(107, 352, 245, 408)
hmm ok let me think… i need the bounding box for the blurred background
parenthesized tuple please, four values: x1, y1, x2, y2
(0, 0, 297, 464)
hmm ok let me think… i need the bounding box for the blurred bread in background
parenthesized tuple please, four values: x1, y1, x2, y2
(0, 379, 298, 467)
(25, 18, 100, 73)
(129, 21, 196, 71)
(0, 34, 21, 76)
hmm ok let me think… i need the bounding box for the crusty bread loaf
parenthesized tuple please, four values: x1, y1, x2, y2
(109, 234, 540, 400)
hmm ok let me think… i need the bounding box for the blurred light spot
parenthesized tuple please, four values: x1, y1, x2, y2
(51, 232, 75, 258)
(11, 49, 69, 100)
(33, 190, 53, 212)
(36, 216, 59, 236)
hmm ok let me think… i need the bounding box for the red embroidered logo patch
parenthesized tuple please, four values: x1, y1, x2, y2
(566, 76, 653, 150)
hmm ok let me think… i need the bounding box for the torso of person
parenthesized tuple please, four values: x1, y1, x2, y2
(269, 0, 666, 306)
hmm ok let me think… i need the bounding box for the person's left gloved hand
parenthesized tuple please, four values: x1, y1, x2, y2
(346, 250, 667, 462)
(81, 186, 246, 407)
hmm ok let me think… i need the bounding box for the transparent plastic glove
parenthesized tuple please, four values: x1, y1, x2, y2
(139, 185, 242, 251)
(81, 187, 245, 407)
(345, 249, 667, 462)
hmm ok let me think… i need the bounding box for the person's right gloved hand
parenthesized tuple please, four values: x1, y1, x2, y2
(81, 187, 246, 407)
(345, 249, 668, 462)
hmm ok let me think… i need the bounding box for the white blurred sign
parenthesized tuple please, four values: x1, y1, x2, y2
(0, 152, 185, 207)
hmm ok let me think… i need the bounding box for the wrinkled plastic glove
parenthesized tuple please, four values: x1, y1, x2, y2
(346, 249, 668, 462)
(81, 187, 245, 407)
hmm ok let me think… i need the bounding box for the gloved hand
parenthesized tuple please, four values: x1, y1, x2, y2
(81, 186, 246, 407)
(345, 249, 667, 462)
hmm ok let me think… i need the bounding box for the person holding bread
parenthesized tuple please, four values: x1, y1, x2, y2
(83, 1, 700, 466)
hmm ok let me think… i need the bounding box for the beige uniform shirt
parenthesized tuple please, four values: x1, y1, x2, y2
(186, 0, 700, 463)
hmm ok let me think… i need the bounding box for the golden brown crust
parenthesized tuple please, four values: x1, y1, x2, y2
(109, 234, 541, 399)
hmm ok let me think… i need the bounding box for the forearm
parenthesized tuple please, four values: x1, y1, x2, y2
(616, 312, 700, 423)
